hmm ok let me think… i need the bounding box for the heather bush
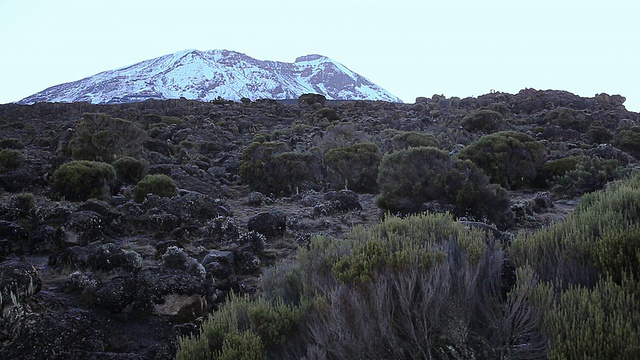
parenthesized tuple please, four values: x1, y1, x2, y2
(588, 125, 613, 144)
(134, 174, 177, 202)
(457, 131, 547, 189)
(324, 143, 381, 193)
(512, 173, 640, 286)
(178, 213, 548, 359)
(268, 151, 322, 196)
(0, 149, 23, 169)
(548, 156, 626, 197)
(176, 294, 304, 360)
(70, 113, 147, 161)
(51, 160, 116, 201)
(462, 108, 504, 132)
(379, 129, 439, 152)
(0, 138, 24, 149)
(239, 141, 289, 194)
(112, 156, 149, 185)
(542, 107, 592, 131)
(614, 128, 640, 158)
(376, 146, 510, 226)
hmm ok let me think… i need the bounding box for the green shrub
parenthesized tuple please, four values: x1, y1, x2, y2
(541, 277, 640, 359)
(457, 131, 547, 189)
(51, 160, 116, 201)
(614, 129, 640, 158)
(239, 141, 289, 194)
(134, 174, 178, 202)
(376, 147, 509, 225)
(462, 109, 504, 132)
(512, 173, 640, 286)
(549, 156, 625, 198)
(0, 138, 25, 149)
(70, 113, 147, 161)
(542, 108, 592, 131)
(588, 125, 614, 144)
(316, 107, 339, 121)
(533, 156, 582, 188)
(176, 294, 303, 360)
(324, 143, 381, 193)
(0, 149, 23, 169)
(112, 156, 149, 185)
(379, 129, 439, 152)
(239, 142, 321, 196)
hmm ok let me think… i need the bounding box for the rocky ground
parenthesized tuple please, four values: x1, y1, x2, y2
(0, 90, 637, 359)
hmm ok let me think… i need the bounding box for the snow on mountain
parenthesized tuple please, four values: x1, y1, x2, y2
(18, 49, 402, 104)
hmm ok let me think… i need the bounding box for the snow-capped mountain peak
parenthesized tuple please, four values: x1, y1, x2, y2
(18, 49, 402, 104)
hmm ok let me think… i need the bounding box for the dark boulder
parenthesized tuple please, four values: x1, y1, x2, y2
(201, 250, 235, 279)
(0, 260, 42, 306)
(247, 211, 286, 238)
(50, 241, 143, 272)
(93, 275, 137, 313)
(161, 246, 206, 279)
(55, 210, 105, 247)
(1, 307, 105, 360)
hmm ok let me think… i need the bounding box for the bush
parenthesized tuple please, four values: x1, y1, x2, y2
(512, 173, 640, 286)
(462, 108, 504, 132)
(268, 152, 322, 196)
(376, 147, 510, 226)
(548, 156, 627, 198)
(176, 294, 303, 360)
(533, 156, 582, 188)
(112, 157, 149, 185)
(588, 125, 614, 144)
(542, 108, 592, 131)
(511, 175, 640, 358)
(178, 214, 545, 359)
(324, 143, 381, 193)
(239, 141, 289, 194)
(312, 107, 340, 121)
(380, 129, 440, 152)
(614, 129, 640, 158)
(0, 149, 23, 169)
(457, 131, 547, 189)
(51, 160, 116, 201)
(240, 142, 322, 196)
(69, 113, 147, 161)
(134, 174, 178, 203)
(0, 138, 24, 149)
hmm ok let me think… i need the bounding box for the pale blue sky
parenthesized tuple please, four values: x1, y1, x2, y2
(1, 0, 638, 110)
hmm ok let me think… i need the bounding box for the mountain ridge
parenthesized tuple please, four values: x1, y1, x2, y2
(18, 49, 402, 104)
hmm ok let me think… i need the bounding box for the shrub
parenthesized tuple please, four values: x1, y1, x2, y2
(0, 138, 24, 149)
(614, 129, 640, 158)
(376, 147, 509, 225)
(134, 174, 178, 203)
(457, 131, 547, 189)
(239, 141, 289, 194)
(588, 125, 614, 144)
(176, 294, 303, 360)
(112, 157, 149, 185)
(295, 214, 537, 359)
(0, 149, 23, 169)
(462, 109, 504, 132)
(51, 160, 116, 201)
(512, 173, 640, 286)
(312, 107, 340, 121)
(268, 152, 322, 196)
(380, 129, 440, 152)
(324, 143, 381, 193)
(69, 113, 147, 161)
(542, 108, 592, 131)
(533, 156, 582, 188)
(549, 156, 626, 198)
(239, 142, 321, 196)
(298, 93, 326, 107)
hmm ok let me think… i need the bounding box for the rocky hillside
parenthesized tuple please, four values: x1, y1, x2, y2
(17, 49, 402, 104)
(0, 89, 638, 358)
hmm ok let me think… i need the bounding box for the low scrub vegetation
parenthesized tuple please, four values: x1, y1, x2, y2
(50, 160, 116, 201)
(134, 174, 178, 202)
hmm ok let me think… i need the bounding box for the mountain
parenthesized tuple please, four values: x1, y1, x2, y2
(17, 49, 402, 104)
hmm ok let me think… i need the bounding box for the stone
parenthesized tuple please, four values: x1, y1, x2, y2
(247, 211, 286, 237)
(0, 260, 42, 306)
(55, 210, 105, 247)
